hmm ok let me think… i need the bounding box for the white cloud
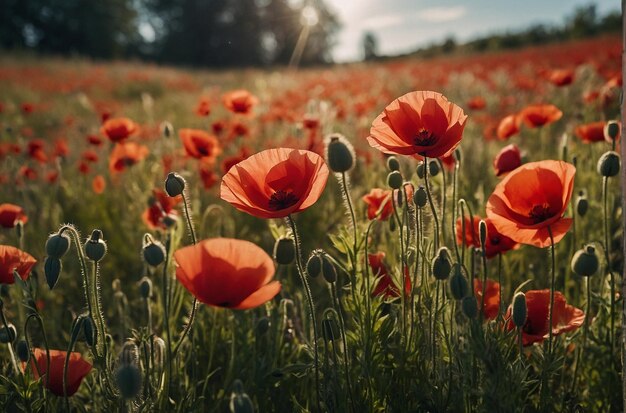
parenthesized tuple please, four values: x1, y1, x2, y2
(362, 14, 406, 29)
(417, 6, 467, 23)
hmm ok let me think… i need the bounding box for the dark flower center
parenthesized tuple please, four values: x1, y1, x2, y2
(529, 203, 554, 224)
(414, 128, 437, 146)
(269, 190, 299, 211)
(491, 236, 500, 245)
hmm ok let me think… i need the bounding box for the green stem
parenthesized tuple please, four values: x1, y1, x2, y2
(602, 176, 615, 357)
(423, 157, 440, 249)
(340, 172, 358, 285)
(548, 226, 556, 354)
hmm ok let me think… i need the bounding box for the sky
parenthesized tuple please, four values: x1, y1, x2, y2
(327, 0, 620, 62)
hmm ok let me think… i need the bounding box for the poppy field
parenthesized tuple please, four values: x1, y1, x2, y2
(0, 34, 624, 412)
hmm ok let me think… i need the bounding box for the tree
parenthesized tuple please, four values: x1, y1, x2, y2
(362, 31, 378, 61)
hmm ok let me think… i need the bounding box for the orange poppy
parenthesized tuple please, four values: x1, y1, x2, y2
(108, 142, 149, 174)
(574, 121, 605, 144)
(473, 279, 500, 321)
(0, 245, 36, 284)
(195, 96, 211, 117)
(467, 96, 486, 110)
(493, 143, 521, 176)
(362, 188, 393, 221)
(174, 238, 280, 309)
(199, 159, 218, 190)
(368, 91, 468, 158)
(220, 148, 328, 219)
(28, 348, 92, 396)
(368, 252, 411, 299)
(0, 203, 28, 228)
(505, 289, 584, 346)
(518, 104, 563, 128)
(223, 89, 259, 115)
(455, 216, 518, 259)
(142, 189, 181, 230)
(92, 175, 106, 194)
(549, 69, 574, 87)
(496, 114, 521, 140)
(100, 117, 138, 143)
(486, 160, 575, 248)
(179, 128, 222, 162)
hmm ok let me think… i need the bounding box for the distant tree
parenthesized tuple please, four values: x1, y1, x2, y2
(362, 31, 378, 61)
(566, 4, 598, 38)
(441, 36, 456, 54)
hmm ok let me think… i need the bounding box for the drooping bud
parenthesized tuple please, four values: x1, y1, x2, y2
(164, 172, 186, 197)
(449, 264, 469, 300)
(387, 156, 400, 171)
(322, 317, 340, 342)
(0, 323, 16, 343)
(84, 230, 107, 262)
(321, 254, 337, 283)
(604, 120, 620, 143)
(115, 364, 142, 399)
(255, 317, 270, 337)
(387, 170, 403, 189)
(306, 251, 323, 278)
(576, 191, 588, 217)
(597, 151, 620, 177)
(461, 296, 478, 319)
(229, 379, 255, 413)
(16, 339, 30, 363)
(152, 336, 166, 369)
(325, 133, 355, 173)
(479, 220, 488, 249)
(571, 245, 599, 277)
(139, 276, 153, 299)
(160, 121, 174, 139)
(83, 316, 97, 347)
(416, 161, 425, 179)
(454, 149, 462, 164)
(431, 247, 452, 280)
(413, 185, 427, 208)
(142, 237, 166, 267)
(273, 237, 296, 265)
(15, 221, 23, 239)
(45, 232, 70, 259)
(512, 292, 527, 328)
(119, 340, 140, 366)
(70, 316, 85, 343)
(44, 257, 62, 290)
(428, 159, 440, 177)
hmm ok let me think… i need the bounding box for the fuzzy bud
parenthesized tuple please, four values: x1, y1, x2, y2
(119, 340, 139, 366)
(152, 336, 166, 369)
(597, 151, 620, 177)
(273, 237, 295, 265)
(0, 323, 16, 344)
(16, 339, 30, 363)
(255, 317, 270, 337)
(454, 149, 462, 163)
(70, 316, 85, 343)
(428, 160, 440, 177)
(571, 245, 599, 277)
(604, 120, 620, 142)
(325, 133, 355, 173)
(461, 296, 478, 319)
(142, 238, 166, 267)
(84, 230, 107, 262)
(44, 257, 62, 290)
(413, 185, 427, 208)
(387, 156, 400, 171)
(139, 276, 153, 299)
(448, 264, 469, 300)
(387, 171, 403, 189)
(431, 247, 452, 280)
(416, 162, 425, 179)
(306, 252, 323, 279)
(160, 121, 174, 139)
(321, 255, 337, 283)
(576, 193, 588, 217)
(83, 316, 97, 347)
(479, 220, 487, 248)
(229, 380, 255, 413)
(115, 364, 142, 399)
(322, 318, 340, 342)
(165, 172, 186, 197)
(512, 292, 527, 328)
(46, 232, 70, 259)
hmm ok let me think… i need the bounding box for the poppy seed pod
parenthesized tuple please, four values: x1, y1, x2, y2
(143, 239, 166, 267)
(0, 323, 16, 343)
(45, 232, 71, 259)
(325, 134, 355, 173)
(597, 151, 620, 177)
(432, 247, 452, 280)
(16, 339, 30, 363)
(83, 316, 97, 347)
(571, 245, 599, 277)
(449, 264, 469, 300)
(139, 276, 152, 299)
(416, 162, 425, 179)
(461, 296, 478, 319)
(45, 256, 62, 290)
(321, 255, 337, 283)
(512, 292, 527, 328)
(115, 364, 142, 399)
(387, 170, 403, 189)
(413, 185, 427, 208)
(306, 252, 323, 278)
(387, 156, 400, 171)
(84, 230, 107, 262)
(273, 237, 296, 265)
(160, 121, 174, 139)
(604, 120, 620, 142)
(479, 220, 487, 248)
(165, 172, 186, 197)
(576, 193, 588, 217)
(428, 159, 440, 176)
(230, 380, 254, 413)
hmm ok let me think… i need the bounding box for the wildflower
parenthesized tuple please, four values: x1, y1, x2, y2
(362, 188, 393, 220)
(223, 89, 259, 115)
(100, 117, 138, 143)
(0, 204, 28, 228)
(518, 104, 562, 128)
(493, 144, 521, 176)
(179, 128, 221, 162)
(27, 348, 92, 397)
(0, 245, 36, 284)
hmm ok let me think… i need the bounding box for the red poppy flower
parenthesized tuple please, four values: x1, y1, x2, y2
(474, 279, 500, 321)
(174, 238, 280, 309)
(142, 189, 181, 230)
(0, 245, 36, 284)
(573, 121, 605, 144)
(195, 96, 211, 117)
(28, 348, 92, 396)
(220, 148, 329, 219)
(53, 138, 69, 158)
(486, 160, 575, 248)
(549, 69, 574, 87)
(87, 134, 103, 146)
(82, 150, 99, 163)
(493, 144, 521, 176)
(223, 90, 259, 115)
(518, 104, 563, 128)
(100, 117, 138, 143)
(199, 160, 218, 190)
(467, 96, 486, 110)
(496, 115, 521, 140)
(362, 188, 393, 221)
(0, 203, 28, 228)
(27, 140, 47, 163)
(21, 103, 35, 114)
(108, 142, 149, 174)
(368, 91, 468, 158)
(179, 128, 222, 161)
(369, 252, 411, 298)
(92, 175, 106, 194)
(505, 290, 584, 346)
(455, 216, 519, 259)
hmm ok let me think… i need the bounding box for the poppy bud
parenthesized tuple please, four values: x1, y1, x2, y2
(45, 256, 62, 290)
(152, 336, 166, 368)
(306, 252, 322, 278)
(455, 149, 462, 164)
(512, 292, 527, 328)
(16, 339, 29, 363)
(449, 264, 468, 300)
(462, 296, 478, 319)
(0, 323, 16, 343)
(479, 220, 487, 248)
(387, 170, 403, 189)
(160, 121, 174, 139)
(389, 217, 396, 232)
(139, 276, 152, 299)
(83, 316, 97, 347)
(115, 364, 143, 399)
(273, 237, 295, 265)
(15, 221, 23, 239)
(165, 172, 186, 197)
(571, 245, 599, 277)
(84, 230, 107, 262)
(576, 193, 588, 217)
(46, 232, 71, 259)
(416, 162, 425, 179)
(325, 133, 355, 173)
(604, 120, 620, 143)
(322, 318, 340, 342)
(321, 255, 337, 283)
(255, 317, 270, 336)
(413, 185, 427, 208)
(71, 316, 85, 343)
(432, 247, 452, 280)
(387, 156, 400, 171)
(142, 238, 166, 267)
(112, 278, 122, 292)
(396, 188, 403, 207)
(597, 151, 620, 177)
(119, 340, 139, 366)
(229, 380, 254, 413)
(428, 159, 440, 177)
